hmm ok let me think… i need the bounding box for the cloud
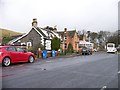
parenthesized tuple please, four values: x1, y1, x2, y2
(0, 0, 119, 32)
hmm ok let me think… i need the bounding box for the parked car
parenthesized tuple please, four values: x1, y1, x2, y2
(81, 47, 93, 55)
(0, 46, 35, 66)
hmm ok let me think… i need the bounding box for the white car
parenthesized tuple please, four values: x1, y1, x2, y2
(107, 43, 117, 53)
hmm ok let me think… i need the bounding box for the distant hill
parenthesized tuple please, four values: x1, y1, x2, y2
(0, 28, 23, 37)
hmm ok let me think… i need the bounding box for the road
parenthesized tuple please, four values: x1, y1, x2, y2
(0, 52, 119, 89)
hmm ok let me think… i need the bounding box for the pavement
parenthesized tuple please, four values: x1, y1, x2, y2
(0, 52, 119, 89)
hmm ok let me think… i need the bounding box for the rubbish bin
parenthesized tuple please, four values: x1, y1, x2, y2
(42, 50, 47, 59)
(52, 50, 56, 57)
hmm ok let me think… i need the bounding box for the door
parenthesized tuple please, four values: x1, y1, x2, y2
(16, 47, 28, 62)
(6, 47, 20, 63)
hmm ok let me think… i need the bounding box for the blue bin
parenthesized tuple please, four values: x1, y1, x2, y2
(42, 50, 47, 59)
(52, 50, 56, 57)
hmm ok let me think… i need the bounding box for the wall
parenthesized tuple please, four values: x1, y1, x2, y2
(14, 28, 42, 51)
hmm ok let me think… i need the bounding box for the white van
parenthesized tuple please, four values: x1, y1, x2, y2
(106, 43, 117, 53)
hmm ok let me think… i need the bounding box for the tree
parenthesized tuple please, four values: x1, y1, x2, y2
(51, 37, 60, 51)
(77, 30, 86, 40)
(97, 31, 113, 50)
(90, 32, 98, 42)
(107, 30, 120, 47)
(2, 36, 12, 45)
(86, 31, 91, 38)
(67, 43, 73, 53)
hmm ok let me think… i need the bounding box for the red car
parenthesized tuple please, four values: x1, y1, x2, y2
(0, 46, 35, 66)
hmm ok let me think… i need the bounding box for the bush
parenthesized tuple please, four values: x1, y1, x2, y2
(51, 37, 60, 51)
(67, 43, 73, 53)
(28, 47, 33, 52)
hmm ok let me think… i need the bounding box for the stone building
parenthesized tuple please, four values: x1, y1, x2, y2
(8, 18, 60, 52)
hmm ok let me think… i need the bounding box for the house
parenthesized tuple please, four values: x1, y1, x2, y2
(58, 28, 79, 52)
(8, 18, 60, 52)
(79, 40, 94, 49)
(78, 33, 94, 51)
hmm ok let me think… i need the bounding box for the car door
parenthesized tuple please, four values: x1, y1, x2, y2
(16, 47, 28, 62)
(6, 47, 20, 63)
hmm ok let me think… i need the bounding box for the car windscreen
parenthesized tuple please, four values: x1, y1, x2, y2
(107, 45, 113, 47)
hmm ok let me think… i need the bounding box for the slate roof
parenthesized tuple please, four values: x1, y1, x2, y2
(36, 27, 47, 37)
(68, 30, 76, 37)
(8, 26, 60, 45)
(57, 32, 64, 37)
(57, 30, 76, 37)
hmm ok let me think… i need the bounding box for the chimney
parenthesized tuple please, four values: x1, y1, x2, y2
(64, 28, 67, 33)
(32, 18, 38, 27)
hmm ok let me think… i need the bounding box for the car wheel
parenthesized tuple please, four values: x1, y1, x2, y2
(28, 56, 34, 63)
(2, 57, 11, 67)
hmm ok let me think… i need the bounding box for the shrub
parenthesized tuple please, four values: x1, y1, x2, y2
(67, 43, 73, 53)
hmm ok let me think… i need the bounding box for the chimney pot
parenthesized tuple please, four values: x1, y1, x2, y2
(32, 18, 38, 27)
(64, 28, 67, 32)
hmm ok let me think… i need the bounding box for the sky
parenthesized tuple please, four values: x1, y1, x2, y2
(0, 0, 119, 33)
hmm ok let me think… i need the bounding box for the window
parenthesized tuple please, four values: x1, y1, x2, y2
(6, 47, 16, 52)
(107, 45, 113, 47)
(16, 48, 24, 52)
(64, 35, 67, 40)
(65, 37, 67, 40)
(65, 43, 67, 49)
(75, 44, 77, 48)
(21, 42, 26, 46)
(27, 42, 32, 47)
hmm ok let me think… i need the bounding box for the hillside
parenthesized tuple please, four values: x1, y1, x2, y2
(0, 28, 23, 37)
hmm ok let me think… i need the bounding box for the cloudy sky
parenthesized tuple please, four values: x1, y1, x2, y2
(0, 0, 119, 33)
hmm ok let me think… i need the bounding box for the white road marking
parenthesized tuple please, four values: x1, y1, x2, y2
(101, 86, 107, 90)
